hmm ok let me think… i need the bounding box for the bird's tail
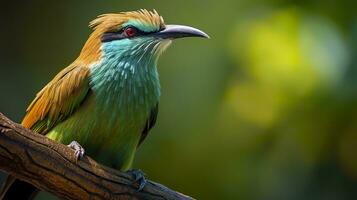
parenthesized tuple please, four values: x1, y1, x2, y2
(0, 175, 39, 200)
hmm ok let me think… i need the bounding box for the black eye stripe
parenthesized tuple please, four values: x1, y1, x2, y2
(101, 32, 125, 42)
(101, 26, 156, 42)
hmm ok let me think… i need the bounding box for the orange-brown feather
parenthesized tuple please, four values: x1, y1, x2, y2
(89, 9, 164, 32)
(22, 64, 90, 133)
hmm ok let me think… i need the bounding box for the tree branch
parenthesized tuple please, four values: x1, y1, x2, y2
(0, 112, 193, 200)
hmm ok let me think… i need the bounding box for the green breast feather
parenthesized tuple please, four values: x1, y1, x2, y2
(46, 38, 161, 170)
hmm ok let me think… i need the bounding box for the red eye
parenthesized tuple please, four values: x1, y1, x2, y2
(125, 27, 136, 37)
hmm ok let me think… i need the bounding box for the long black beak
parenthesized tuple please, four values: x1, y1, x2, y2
(153, 25, 209, 39)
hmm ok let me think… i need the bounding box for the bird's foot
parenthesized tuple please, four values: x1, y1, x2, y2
(127, 169, 147, 191)
(67, 140, 85, 161)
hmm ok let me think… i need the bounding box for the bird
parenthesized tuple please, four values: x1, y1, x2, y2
(0, 9, 208, 200)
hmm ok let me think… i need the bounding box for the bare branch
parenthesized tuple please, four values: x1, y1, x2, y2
(0, 112, 193, 200)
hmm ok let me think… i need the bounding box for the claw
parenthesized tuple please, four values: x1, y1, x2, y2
(127, 169, 147, 191)
(67, 141, 85, 161)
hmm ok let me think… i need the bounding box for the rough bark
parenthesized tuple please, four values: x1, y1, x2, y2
(0, 112, 193, 200)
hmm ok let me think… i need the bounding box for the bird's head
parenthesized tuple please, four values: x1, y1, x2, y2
(77, 9, 209, 65)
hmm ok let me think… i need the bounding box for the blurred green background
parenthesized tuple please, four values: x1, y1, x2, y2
(1, 0, 357, 199)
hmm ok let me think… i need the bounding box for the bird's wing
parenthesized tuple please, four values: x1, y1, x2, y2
(138, 103, 159, 147)
(22, 63, 91, 134)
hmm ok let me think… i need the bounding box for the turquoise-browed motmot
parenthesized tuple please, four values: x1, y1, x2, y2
(0, 9, 208, 199)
